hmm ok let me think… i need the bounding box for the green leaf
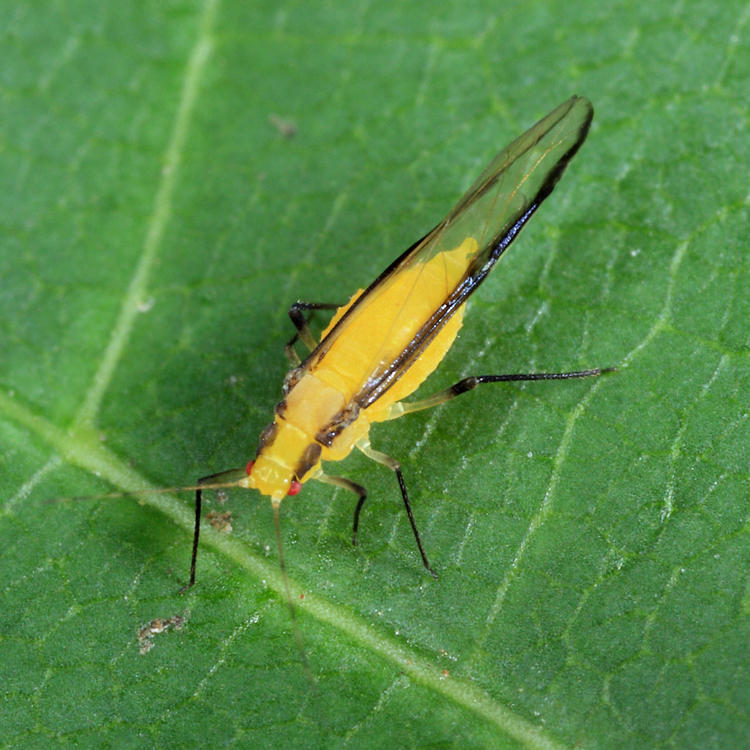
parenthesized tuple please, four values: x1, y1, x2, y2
(2, 1, 748, 747)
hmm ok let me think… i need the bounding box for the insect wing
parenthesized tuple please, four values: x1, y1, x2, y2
(304, 96, 593, 407)
(421, 95, 593, 269)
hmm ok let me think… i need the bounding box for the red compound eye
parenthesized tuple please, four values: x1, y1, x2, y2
(245, 460, 255, 476)
(288, 480, 302, 496)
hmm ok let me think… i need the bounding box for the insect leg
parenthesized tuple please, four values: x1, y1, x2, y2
(182, 467, 245, 592)
(390, 367, 616, 417)
(356, 441, 437, 579)
(285, 302, 342, 364)
(315, 472, 368, 546)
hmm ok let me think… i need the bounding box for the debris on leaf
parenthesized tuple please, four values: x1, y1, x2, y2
(207, 510, 233, 533)
(138, 610, 189, 654)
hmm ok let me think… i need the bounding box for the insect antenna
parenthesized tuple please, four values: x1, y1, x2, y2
(46, 480, 245, 505)
(273, 501, 316, 686)
(47, 475, 246, 593)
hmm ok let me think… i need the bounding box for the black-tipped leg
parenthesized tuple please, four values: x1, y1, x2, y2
(180, 467, 245, 593)
(180, 482, 203, 594)
(352, 495, 367, 547)
(395, 367, 617, 416)
(356, 442, 437, 579)
(315, 472, 368, 545)
(285, 301, 343, 364)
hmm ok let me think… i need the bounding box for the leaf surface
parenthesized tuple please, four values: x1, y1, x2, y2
(2, 1, 748, 747)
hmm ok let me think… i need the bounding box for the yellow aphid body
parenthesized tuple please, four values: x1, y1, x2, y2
(241, 237, 477, 502)
(187, 95, 609, 587)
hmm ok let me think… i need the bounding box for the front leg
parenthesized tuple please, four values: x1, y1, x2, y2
(284, 301, 342, 364)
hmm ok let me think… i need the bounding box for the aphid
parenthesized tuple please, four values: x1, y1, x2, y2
(185, 95, 612, 590)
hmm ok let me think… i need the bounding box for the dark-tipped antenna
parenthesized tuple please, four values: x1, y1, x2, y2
(273, 502, 316, 686)
(47, 469, 249, 593)
(46, 479, 245, 506)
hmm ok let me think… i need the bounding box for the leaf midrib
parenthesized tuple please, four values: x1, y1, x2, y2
(4, 388, 565, 750)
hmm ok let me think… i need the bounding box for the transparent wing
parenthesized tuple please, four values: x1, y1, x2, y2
(302, 96, 594, 408)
